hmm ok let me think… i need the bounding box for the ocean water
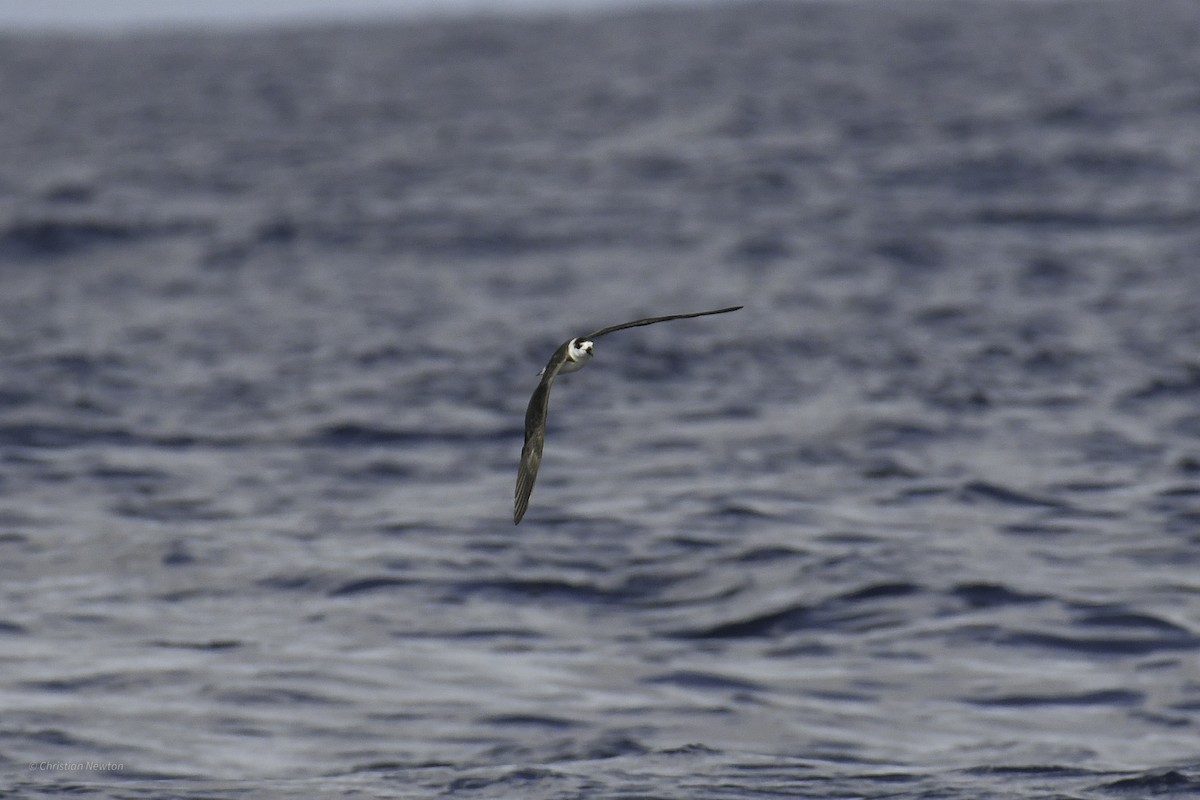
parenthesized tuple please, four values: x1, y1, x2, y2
(2, 0, 1200, 797)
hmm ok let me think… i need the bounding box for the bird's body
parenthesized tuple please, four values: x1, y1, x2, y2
(537, 338, 593, 377)
(514, 305, 742, 524)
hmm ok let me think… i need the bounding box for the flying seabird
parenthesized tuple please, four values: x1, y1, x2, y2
(514, 305, 743, 524)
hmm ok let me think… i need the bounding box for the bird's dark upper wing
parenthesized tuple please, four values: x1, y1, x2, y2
(515, 340, 572, 524)
(584, 305, 743, 340)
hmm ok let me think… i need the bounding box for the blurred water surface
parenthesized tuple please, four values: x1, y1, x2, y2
(2, 0, 1200, 797)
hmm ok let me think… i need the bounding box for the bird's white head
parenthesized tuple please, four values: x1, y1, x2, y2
(562, 337, 594, 372)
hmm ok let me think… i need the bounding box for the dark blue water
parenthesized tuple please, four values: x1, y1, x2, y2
(3, 1, 1200, 796)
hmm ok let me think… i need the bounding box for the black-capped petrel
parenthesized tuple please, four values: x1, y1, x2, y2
(515, 305, 743, 524)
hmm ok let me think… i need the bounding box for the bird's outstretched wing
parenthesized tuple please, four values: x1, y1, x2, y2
(585, 305, 743, 340)
(515, 340, 572, 524)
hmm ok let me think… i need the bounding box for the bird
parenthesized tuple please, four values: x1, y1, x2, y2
(514, 305, 743, 524)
